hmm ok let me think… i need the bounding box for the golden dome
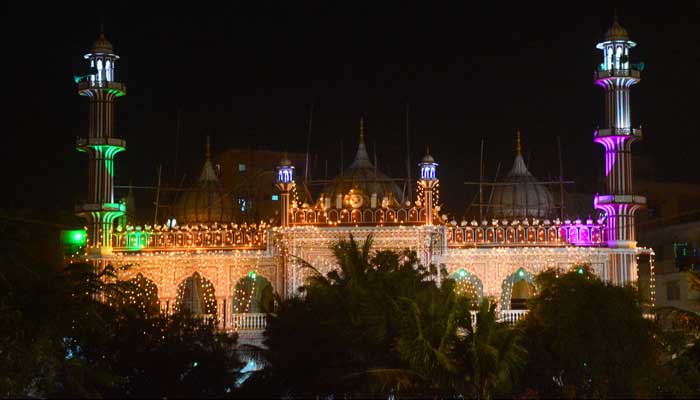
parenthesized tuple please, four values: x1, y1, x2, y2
(90, 32, 114, 54)
(603, 18, 630, 41)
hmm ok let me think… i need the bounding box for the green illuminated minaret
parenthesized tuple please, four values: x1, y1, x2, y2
(75, 32, 126, 255)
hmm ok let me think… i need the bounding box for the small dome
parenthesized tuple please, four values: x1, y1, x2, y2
(279, 155, 292, 167)
(488, 154, 555, 219)
(174, 155, 234, 224)
(90, 33, 114, 54)
(603, 19, 630, 41)
(421, 153, 435, 164)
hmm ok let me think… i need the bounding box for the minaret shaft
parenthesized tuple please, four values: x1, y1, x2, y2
(76, 34, 126, 255)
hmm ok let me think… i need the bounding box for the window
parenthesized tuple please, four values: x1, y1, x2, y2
(667, 281, 681, 301)
(271, 195, 279, 201)
(238, 163, 247, 172)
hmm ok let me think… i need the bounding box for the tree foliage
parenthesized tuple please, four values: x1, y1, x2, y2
(246, 234, 525, 398)
(516, 267, 659, 398)
(0, 244, 244, 397)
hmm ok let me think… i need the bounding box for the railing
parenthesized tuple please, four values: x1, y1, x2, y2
(290, 206, 428, 226)
(232, 313, 267, 331)
(446, 218, 605, 247)
(594, 68, 641, 79)
(500, 309, 529, 324)
(112, 223, 269, 251)
(466, 309, 528, 329)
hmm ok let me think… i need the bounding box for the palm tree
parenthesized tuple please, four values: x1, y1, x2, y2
(463, 299, 526, 399)
(394, 294, 525, 399)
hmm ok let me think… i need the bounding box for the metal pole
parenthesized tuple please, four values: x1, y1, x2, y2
(153, 164, 162, 224)
(479, 139, 484, 221)
(557, 136, 565, 219)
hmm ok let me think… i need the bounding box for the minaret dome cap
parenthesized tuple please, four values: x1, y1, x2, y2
(90, 32, 115, 54)
(421, 146, 436, 164)
(603, 18, 630, 41)
(279, 154, 293, 167)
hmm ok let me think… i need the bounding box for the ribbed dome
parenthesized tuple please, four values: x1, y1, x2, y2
(322, 125, 403, 206)
(174, 154, 234, 224)
(603, 19, 630, 41)
(90, 32, 114, 54)
(488, 154, 555, 219)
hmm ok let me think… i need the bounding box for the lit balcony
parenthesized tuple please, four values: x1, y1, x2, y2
(594, 68, 641, 80)
(594, 127, 643, 139)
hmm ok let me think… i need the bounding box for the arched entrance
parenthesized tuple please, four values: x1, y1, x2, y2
(500, 267, 536, 310)
(450, 268, 483, 308)
(232, 271, 274, 314)
(176, 272, 217, 317)
(122, 273, 159, 315)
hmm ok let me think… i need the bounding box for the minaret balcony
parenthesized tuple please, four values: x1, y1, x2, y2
(594, 127, 642, 139)
(76, 137, 126, 152)
(78, 81, 126, 96)
(594, 194, 647, 207)
(594, 68, 641, 80)
(76, 202, 126, 214)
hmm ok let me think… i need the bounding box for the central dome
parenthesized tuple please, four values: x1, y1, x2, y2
(322, 121, 403, 207)
(488, 134, 555, 219)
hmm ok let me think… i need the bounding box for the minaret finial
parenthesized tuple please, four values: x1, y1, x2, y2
(206, 136, 211, 160)
(613, 8, 618, 23)
(426, 145, 430, 156)
(516, 128, 522, 156)
(360, 117, 365, 144)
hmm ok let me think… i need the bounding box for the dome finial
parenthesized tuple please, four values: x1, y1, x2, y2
(516, 128, 522, 156)
(205, 136, 211, 160)
(359, 117, 365, 144)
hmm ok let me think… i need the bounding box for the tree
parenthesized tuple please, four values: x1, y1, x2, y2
(516, 267, 658, 398)
(245, 234, 525, 398)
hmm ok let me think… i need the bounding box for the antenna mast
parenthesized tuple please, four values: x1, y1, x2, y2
(405, 103, 412, 203)
(304, 101, 314, 182)
(557, 135, 565, 219)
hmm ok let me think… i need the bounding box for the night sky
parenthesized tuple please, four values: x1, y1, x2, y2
(5, 2, 699, 221)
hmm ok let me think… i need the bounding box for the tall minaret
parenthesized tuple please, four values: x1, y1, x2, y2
(76, 33, 127, 255)
(592, 16, 646, 284)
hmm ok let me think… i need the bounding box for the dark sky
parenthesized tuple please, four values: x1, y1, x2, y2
(5, 1, 699, 219)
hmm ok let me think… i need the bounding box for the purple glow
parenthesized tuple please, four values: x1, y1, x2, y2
(594, 135, 631, 177)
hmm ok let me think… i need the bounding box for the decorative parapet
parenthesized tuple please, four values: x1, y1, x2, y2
(289, 205, 429, 226)
(112, 222, 269, 252)
(446, 218, 605, 247)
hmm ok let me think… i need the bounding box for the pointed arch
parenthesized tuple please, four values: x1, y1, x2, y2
(500, 267, 536, 310)
(232, 271, 274, 314)
(175, 272, 217, 316)
(449, 268, 483, 308)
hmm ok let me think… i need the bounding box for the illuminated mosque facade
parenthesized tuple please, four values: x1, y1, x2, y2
(72, 19, 654, 332)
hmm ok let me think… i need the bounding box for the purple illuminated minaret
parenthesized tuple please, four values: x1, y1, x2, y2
(593, 16, 646, 284)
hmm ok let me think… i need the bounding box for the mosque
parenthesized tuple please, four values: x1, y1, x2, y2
(71, 18, 654, 333)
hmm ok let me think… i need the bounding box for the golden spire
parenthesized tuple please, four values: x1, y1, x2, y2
(206, 136, 211, 160)
(516, 129, 522, 156)
(359, 117, 365, 144)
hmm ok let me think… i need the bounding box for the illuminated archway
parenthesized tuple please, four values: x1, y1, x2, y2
(450, 268, 483, 308)
(232, 271, 274, 314)
(176, 272, 217, 317)
(500, 267, 536, 310)
(121, 273, 159, 315)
